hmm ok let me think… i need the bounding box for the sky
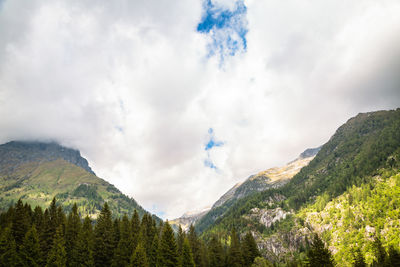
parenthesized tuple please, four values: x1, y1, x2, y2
(0, 0, 400, 219)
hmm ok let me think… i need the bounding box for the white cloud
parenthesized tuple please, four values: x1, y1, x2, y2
(0, 0, 399, 219)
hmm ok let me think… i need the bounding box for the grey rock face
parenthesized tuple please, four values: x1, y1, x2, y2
(0, 141, 95, 175)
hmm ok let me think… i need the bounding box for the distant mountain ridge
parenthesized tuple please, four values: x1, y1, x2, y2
(172, 147, 320, 233)
(0, 141, 159, 221)
(0, 141, 95, 175)
(212, 148, 320, 209)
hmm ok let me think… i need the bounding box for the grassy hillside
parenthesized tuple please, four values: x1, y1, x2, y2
(200, 109, 400, 264)
(0, 143, 159, 221)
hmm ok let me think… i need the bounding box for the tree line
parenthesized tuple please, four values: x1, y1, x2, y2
(0, 198, 261, 266)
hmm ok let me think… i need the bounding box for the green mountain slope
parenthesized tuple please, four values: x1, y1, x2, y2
(195, 149, 319, 234)
(0, 141, 158, 221)
(200, 108, 400, 264)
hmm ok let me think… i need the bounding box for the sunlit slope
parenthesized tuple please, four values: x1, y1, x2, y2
(0, 142, 159, 221)
(195, 149, 318, 233)
(200, 109, 400, 264)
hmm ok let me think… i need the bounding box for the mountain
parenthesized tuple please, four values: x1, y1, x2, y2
(0, 141, 159, 220)
(194, 147, 319, 233)
(170, 206, 211, 232)
(213, 150, 320, 209)
(199, 109, 400, 265)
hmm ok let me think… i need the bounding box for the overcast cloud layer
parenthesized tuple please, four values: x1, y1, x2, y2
(0, 0, 400, 219)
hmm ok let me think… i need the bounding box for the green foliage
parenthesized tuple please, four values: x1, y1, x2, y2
(188, 223, 204, 266)
(94, 203, 114, 267)
(20, 225, 42, 266)
(46, 226, 67, 267)
(251, 257, 273, 267)
(227, 228, 243, 267)
(130, 242, 149, 267)
(112, 214, 133, 267)
(181, 238, 195, 267)
(76, 216, 95, 266)
(65, 203, 81, 266)
(306, 234, 334, 267)
(158, 221, 179, 267)
(208, 235, 225, 267)
(242, 232, 261, 266)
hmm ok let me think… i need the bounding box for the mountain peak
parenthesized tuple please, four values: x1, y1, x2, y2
(0, 141, 95, 175)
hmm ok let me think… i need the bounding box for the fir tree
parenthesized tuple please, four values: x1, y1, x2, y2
(158, 221, 179, 267)
(112, 214, 133, 267)
(112, 218, 121, 251)
(94, 202, 114, 267)
(40, 209, 54, 258)
(131, 209, 141, 251)
(76, 216, 94, 267)
(181, 237, 195, 267)
(140, 213, 157, 257)
(242, 232, 260, 266)
(130, 242, 149, 267)
(65, 203, 81, 267)
(11, 199, 30, 248)
(32, 206, 44, 230)
(188, 224, 202, 267)
(208, 236, 225, 267)
(227, 228, 243, 267)
(306, 234, 334, 267)
(352, 247, 366, 267)
(20, 225, 42, 267)
(177, 225, 185, 256)
(46, 226, 67, 267)
(0, 227, 23, 267)
(149, 231, 159, 267)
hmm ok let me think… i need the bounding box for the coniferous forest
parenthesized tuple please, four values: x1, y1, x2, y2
(0, 198, 264, 267)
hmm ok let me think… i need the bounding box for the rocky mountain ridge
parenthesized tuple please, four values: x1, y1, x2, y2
(0, 141, 95, 175)
(175, 147, 320, 233)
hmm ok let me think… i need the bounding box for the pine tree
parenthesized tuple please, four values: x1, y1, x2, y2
(352, 247, 366, 267)
(149, 231, 159, 267)
(46, 226, 67, 267)
(181, 237, 195, 267)
(188, 224, 202, 267)
(208, 236, 225, 267)
(94, 203, 114, 267)
(0, 227, 23, 266)
(140, 213, 157, 257)
(65, 203, 81, 267)
(76, 216, 94, 267)
(177, 225, 185, 256)
(306, 234, 334, 267)
(40, 209, 54, 258)
(227, 228, 243, 267)
(20, 225, 42, 267)
(112, 214, 133, 267)
(158, 221, 179, 267)
(11, 199, 30, 248)
(32, 206, 44, 230)
(112, 218, 121, 251)
(131, 209, 141, 251)
(242, 232, 260, 266)
(130, 242, 149, 267)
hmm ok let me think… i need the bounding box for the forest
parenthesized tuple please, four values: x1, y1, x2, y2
(0, 198, 264, 267)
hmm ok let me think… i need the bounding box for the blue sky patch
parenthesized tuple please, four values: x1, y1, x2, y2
(197, 0, 248, 63)
(204, 128, 224, 170)
(204, 158, 217, 169)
